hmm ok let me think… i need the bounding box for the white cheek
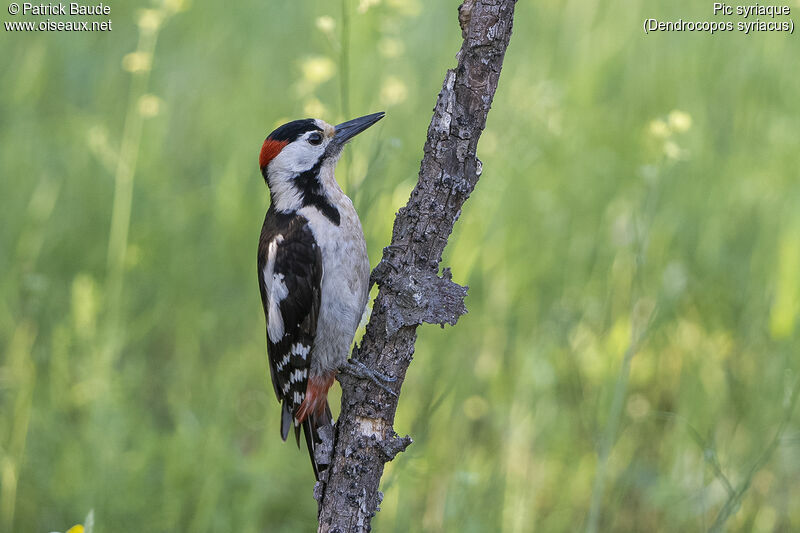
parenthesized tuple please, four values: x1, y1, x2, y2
(266, 142, 327, 211)
(270, 142, 325, 174)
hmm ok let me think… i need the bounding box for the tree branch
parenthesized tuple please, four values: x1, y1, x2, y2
(316, 1, 517, 530)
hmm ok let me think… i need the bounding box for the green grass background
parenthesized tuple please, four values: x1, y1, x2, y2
(1, 0, 799, 531)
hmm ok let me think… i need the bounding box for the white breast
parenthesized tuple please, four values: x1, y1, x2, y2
(299, 195, 370, 377)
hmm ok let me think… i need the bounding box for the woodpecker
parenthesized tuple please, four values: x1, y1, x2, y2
(257, 112, 386, 479)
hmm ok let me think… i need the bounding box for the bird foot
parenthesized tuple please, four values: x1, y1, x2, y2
(338, 359, 398, 397)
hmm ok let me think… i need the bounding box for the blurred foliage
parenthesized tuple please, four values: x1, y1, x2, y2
(1, 0, 799, 531)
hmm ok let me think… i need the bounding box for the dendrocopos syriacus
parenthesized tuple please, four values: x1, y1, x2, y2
(257, 112, 386, 479)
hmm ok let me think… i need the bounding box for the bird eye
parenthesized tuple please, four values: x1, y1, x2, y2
(307, 132, 323, 145)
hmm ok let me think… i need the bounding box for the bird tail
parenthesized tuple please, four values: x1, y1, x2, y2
(303, 401, 333, 480)
(279, 373, 336, 480)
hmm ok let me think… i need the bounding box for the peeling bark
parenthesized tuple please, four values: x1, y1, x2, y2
(316, 1, 517, 530)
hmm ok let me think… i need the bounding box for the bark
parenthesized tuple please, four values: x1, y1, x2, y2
(316, 1, 517, 530)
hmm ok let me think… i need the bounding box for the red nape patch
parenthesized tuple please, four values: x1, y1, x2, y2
(259, 139, 288, 169)
(296, 372, 335, 423)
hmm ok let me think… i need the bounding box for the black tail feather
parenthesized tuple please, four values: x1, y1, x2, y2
(303, 402, 333, 481)
(279, 399, 333, 480)
(279, 399, 305, 446)
(280, 401, 293, 442)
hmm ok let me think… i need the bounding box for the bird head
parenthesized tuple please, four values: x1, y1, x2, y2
(259, 112, 384, 211)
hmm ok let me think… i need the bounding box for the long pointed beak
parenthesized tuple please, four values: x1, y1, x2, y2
(331, 112, 385, 147)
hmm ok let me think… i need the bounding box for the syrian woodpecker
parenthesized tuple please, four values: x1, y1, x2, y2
(257, 112, 387, 479)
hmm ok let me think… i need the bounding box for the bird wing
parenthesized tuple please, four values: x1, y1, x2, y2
(257, 209, 322, 442)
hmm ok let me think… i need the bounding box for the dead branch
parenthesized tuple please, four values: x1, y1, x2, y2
(316, 1, 518, 530)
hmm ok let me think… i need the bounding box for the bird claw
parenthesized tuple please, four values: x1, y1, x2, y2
(339, 359, 398, 397)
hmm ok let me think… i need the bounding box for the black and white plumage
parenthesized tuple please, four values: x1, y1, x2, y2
(256, 112, 384, 479)
(258, 209, 322, 439)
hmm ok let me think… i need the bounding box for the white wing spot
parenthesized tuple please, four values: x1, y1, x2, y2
(289, 368, 308, 383)
(291, 343, 311, 360)
(276, 353, 290, 372)
(264, 235, 288, 343)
